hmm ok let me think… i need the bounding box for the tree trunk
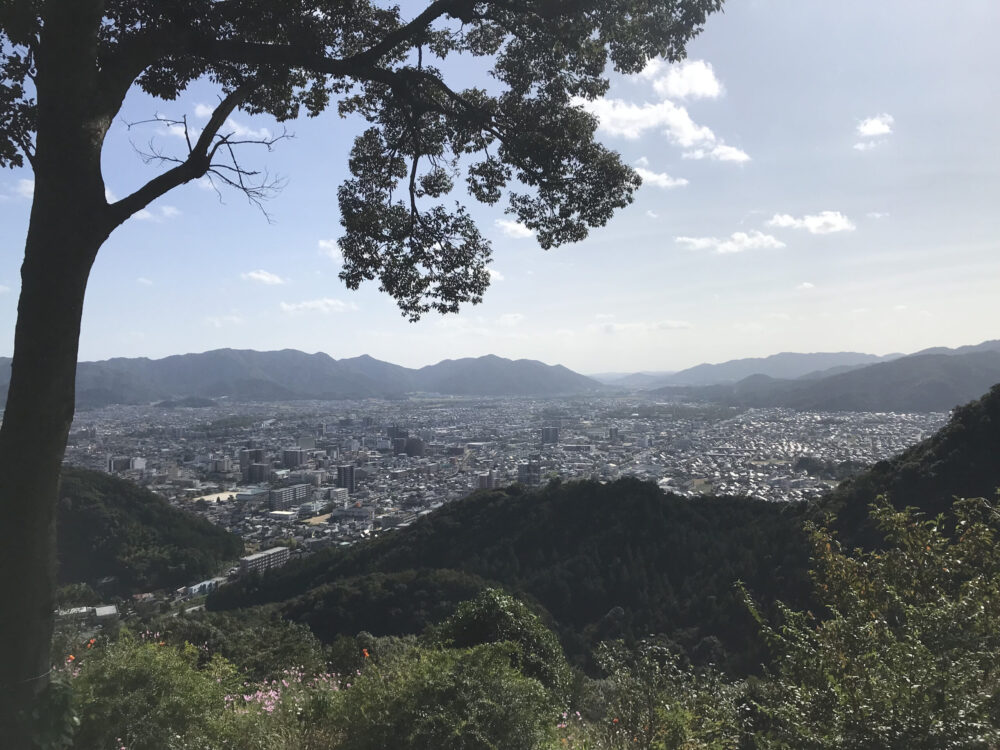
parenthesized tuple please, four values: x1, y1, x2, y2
(0, 4, 112, 741)
(0, 180, 108, 745)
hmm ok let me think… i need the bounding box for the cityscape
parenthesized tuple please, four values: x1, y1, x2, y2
(62, 396, 947, 589)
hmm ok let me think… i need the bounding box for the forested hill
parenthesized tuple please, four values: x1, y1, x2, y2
(650, 350, 1000, 412)
(58, 468, 243, 594)
(210, 478, 812, 673)
(825, 383, 1000, 541)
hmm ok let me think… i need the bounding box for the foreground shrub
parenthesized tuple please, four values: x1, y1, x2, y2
(746, 497, 1000, 749)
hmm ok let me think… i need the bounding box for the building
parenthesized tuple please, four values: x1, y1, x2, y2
(337, 464, 356, 494)
(238, 546, 290, 576)
(517, 459, 541, 486)
(476, 468, 497, 490)
(282, 448, 308, 469)
(247, 462, 272, 483)
(239, 448, 266, 479)
(269, 483, 311, 510)
(541, 426, 560, 444)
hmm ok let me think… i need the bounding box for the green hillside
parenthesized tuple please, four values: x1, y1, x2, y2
(826, 382, 1000, 542)
(210, 478, 812, 673)
(58, 467, 243, 593)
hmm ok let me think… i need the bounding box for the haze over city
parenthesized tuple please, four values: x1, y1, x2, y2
(1, 0, 997, 372)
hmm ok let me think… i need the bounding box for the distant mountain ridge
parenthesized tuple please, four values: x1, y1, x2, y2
(649, 342, 1000, 413)
(0, 350, 603, 407)
(646, 351, 903, 388)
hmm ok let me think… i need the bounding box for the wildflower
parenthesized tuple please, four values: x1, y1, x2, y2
(66, 654, 75, 662)
(362, 648, 370, 658)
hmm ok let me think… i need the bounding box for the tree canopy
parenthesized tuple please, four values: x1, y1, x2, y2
(1, 0, 721, 318)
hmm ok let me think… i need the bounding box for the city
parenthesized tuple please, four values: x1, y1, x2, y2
(62, 396, 947, 583)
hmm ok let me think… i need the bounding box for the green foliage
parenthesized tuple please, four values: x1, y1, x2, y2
(2, 0, 724, 319)
(147, 608, 328, 682)
(827, 382, 1000, 544)
(72, 633, 240, 750)
(57, 468, 242, 594)
(426, 588, 573, 700)
(746, 497, 1000, 749)
(281, 568, 493, 644)
(330, 643, 556, 750)
(595, 640, 741, 750)
(212, 478, 812, 673)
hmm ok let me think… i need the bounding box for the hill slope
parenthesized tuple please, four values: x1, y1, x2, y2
(210, 478, 812, 673)
(825, 382, 1000, 538)
(652, 351, 1000, 412)
(58, 468, 243, 593)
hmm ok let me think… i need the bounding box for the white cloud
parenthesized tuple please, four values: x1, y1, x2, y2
(206, 314, 244, 328)
(635, 166, 688, 189)
(194, 103, 215, 118)
(646, 210, 659, 219)
(600, 319, 693, 334)
(577, 97, 715, 144)
(650, 60, 723, 100)
(318, 239, 343, 264)
(675, 230, 785, 254)
(280, 298, 357, 314)
(767, 211, 855, 234)
(488, 268, 505, 282)
(225, 118, 271, 140)
(15, 178, 34, 199)
(104, 186, 118, 202)
(137, 277, 153, 286)
(853, 141, 880, 152)
(134, 205, 181, 222)
(634, 156, 650, 167)
(857, 113, 894, 137)
(241, 270, 285, 285)
(797, 281, 815, 290)
(495, 219, 534, 238)
(0, 285, 10, 294)
(498, 313, 524, 326)
(682, 144, 751, 163)
(866, 211, 890, 219)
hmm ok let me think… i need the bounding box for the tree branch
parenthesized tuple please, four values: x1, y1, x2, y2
(107, 81, 257, 227)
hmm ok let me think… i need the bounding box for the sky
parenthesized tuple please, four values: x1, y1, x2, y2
(1, 0, 999, 374)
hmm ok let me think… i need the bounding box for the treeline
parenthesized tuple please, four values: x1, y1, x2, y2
(57, 467, 243, 594)
(211, 477, 814, 674)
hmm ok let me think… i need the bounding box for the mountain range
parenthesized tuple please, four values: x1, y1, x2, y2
(0, 350, 604, 407)
(650, 342, 1000, 412)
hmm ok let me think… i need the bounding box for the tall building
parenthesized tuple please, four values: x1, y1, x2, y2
(283, 448, 308, 469)
(541, 426, 560, 444)
(476, 468, 497, 490)
(337, 464, 356, 494)
(247, 462, 271, 483)
(517, 459, 541, 486)
(240, 448, 266, 479)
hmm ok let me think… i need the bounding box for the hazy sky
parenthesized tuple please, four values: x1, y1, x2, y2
(1, 0, 998, 373)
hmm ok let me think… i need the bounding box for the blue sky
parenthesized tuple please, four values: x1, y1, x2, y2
(1, 0, 998, 373)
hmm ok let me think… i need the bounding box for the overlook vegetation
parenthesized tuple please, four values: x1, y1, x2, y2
(210, 478, 814, 674)
(36, 384, 1000, 747)
(57, 468, 243, 595)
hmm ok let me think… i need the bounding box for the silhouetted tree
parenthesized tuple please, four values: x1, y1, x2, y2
(0, 0, 723, 741)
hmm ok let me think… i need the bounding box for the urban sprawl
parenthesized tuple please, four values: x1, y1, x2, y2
(61, 397, 946, 612)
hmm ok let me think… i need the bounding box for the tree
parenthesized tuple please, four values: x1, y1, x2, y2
(0, 0, 723, 742)
(744, 498, 1000, 749)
